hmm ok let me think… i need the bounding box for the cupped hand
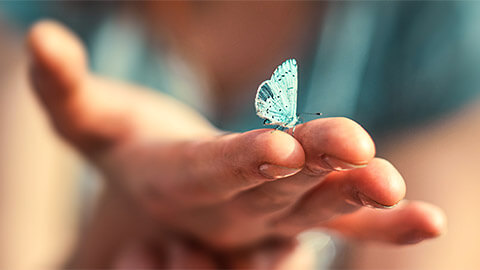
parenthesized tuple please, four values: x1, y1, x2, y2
(28, 21, 446, 268)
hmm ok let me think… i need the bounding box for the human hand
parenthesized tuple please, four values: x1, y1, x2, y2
(28, 21, 446, 268)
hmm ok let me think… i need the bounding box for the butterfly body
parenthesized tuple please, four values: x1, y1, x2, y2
(255, 59, 299, 129)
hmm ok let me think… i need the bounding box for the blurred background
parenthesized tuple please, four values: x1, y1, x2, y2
(1, 1, 480, 269)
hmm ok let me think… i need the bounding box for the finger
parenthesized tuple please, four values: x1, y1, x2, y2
(125, 129, 305, 208)
(229, 118, 375, 216)
(273, 158, 405, 233)
(324, 201, 447, 245)
(28, 21, 87, 97)
(292, 117, 375, 175)
(28, 20, 129, 154)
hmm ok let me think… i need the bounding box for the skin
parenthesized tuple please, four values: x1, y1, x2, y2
(352, 101, 480, 269)
(26, 21, 446, 268)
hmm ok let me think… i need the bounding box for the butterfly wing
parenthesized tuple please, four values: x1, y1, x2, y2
(255, 59, 298, 127)
(270, 58, 298, 118)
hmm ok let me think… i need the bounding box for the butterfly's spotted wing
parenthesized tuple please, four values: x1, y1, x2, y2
(255, 59, 298, 128)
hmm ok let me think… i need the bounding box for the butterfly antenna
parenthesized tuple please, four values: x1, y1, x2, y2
(300, 112, 323, 116)
(298, 112, 323, 124)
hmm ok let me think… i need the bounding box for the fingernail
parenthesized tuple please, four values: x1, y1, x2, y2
(321, 155, 367, 171)
(356, 192, 396, 209)
(259, 164, 302, 180)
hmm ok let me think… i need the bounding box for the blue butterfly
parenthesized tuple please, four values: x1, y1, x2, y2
(255, 59, 300, 129)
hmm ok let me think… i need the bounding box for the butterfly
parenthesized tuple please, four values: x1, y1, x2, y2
(255, 59, 300, 129)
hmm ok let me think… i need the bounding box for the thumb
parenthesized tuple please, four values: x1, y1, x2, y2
(28, 20, 87, 101)
(28, 20, 129, 154)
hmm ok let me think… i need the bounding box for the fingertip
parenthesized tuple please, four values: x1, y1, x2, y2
(347, 158, 406, 208)
(389, 202, 446, 245)
(323, 199, 446, 245)
(330, 117, 376, 164)
(28, 20, 87, 92)
(406, 202, 447, 238)
(430, 206, 448, 237)
(235, 129, 305, 179)
(260, 129, 305, 169)
(294, 117, 375, 167)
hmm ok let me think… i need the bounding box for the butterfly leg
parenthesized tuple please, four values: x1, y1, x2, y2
(291, 125, 297, 137)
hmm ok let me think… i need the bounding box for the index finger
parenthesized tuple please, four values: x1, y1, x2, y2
(120, 129, 306, 209)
